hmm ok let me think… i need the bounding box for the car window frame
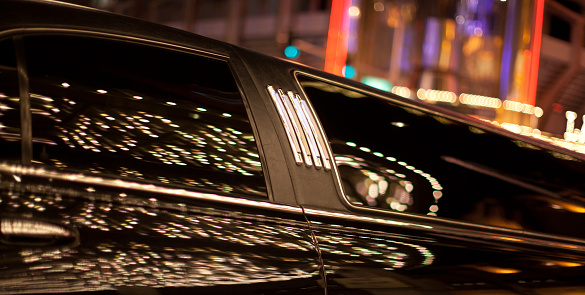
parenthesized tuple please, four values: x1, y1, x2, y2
(292, 69, 585, 246)
(0, 28, 276, 202)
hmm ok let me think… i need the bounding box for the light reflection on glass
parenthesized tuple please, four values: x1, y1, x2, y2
(0, 35, 269, 199)
(25, 79, 266, 198)
(335, 141, 443, 215)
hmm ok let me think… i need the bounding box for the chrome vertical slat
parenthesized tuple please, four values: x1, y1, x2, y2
(286, 91, 323, 168)
(267, 85, 303, 165)
(278, 89, 313, 166)
(299, 96, 332, 170)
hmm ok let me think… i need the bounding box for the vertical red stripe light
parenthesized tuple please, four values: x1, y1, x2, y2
(527, 0, 545, 106)
(522, 50, 531, 101)
(324, 0, 349, 75)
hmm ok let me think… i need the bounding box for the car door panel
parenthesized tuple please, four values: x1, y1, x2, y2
(0, 27, 324, 294)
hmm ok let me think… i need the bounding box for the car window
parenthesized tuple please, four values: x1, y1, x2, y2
(298, 74, 585, 239)
(0, 39, 20, 163)
(2, 35, 267, 199)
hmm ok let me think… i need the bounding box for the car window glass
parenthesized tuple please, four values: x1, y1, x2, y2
(299, 75, 585, 239)
(21, 35, 266, 199)
(0, 39, 21, 163)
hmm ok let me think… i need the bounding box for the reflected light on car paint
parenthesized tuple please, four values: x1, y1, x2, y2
(471, 265, 521, 274)
(1, 218, 73, 237)
(0, 164, 320, 293)
(0, 163, 289, 220)
(308, 216, 435, 269)
(482, 118, 585, 155)
(543, 260, 583, 267)
(544, 198, 585, 213)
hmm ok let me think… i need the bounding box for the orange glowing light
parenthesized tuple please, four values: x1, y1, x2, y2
(545, 260, 583, 268)
(473, 265, 521, 274)
(324, 0, 350, 76)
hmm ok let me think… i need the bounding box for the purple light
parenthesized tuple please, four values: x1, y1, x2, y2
(422, 18, 440, 68)
(500, 0, 516, 100)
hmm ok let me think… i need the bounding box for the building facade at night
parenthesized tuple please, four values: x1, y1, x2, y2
(73, 0, 585, 150)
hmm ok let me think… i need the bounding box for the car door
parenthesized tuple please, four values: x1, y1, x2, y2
(0, 29, 325, 294)
(291, 71, 585, 294)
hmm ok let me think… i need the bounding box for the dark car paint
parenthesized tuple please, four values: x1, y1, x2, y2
(1, 1, 585, 295)
(0, 165, 324, 294)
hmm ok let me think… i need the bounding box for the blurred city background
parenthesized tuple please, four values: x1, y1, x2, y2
(65, 0, 585, 152)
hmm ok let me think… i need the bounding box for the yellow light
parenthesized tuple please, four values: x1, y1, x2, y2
(445, 20, 455, 40)
(534, 107, 544, 117)
(548, 199, 585, 213)
(417, 89, 427, 100)
(439, 40, 452, 69)
(548, 261, 582, 267)
(566, 111, 578, 121)
(473, 266, 520, 274)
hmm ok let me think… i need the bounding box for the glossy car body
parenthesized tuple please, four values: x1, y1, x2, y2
(1, 1, 585, 294)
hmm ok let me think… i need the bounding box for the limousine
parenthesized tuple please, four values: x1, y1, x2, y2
(1, 1, 585, 294)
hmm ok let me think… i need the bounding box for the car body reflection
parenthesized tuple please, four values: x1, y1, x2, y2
(0, 163, 320, 294)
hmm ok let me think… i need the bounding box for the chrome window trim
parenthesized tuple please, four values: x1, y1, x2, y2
(0, 163, 304, 215)
(287, 91, 322, 168)
(267, 85, 303, 165)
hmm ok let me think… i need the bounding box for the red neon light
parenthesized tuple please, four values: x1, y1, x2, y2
(527, 0, 545, 106)
(522, 49, 531, 101)
(324, 0, 349, 75)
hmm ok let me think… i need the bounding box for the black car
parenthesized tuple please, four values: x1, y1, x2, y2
(1, 1, 585, 294)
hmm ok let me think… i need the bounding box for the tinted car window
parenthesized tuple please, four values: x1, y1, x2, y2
(299, 75, 585, 239)
(0, 39, 20, 163)
(17, 35, 266, 198)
